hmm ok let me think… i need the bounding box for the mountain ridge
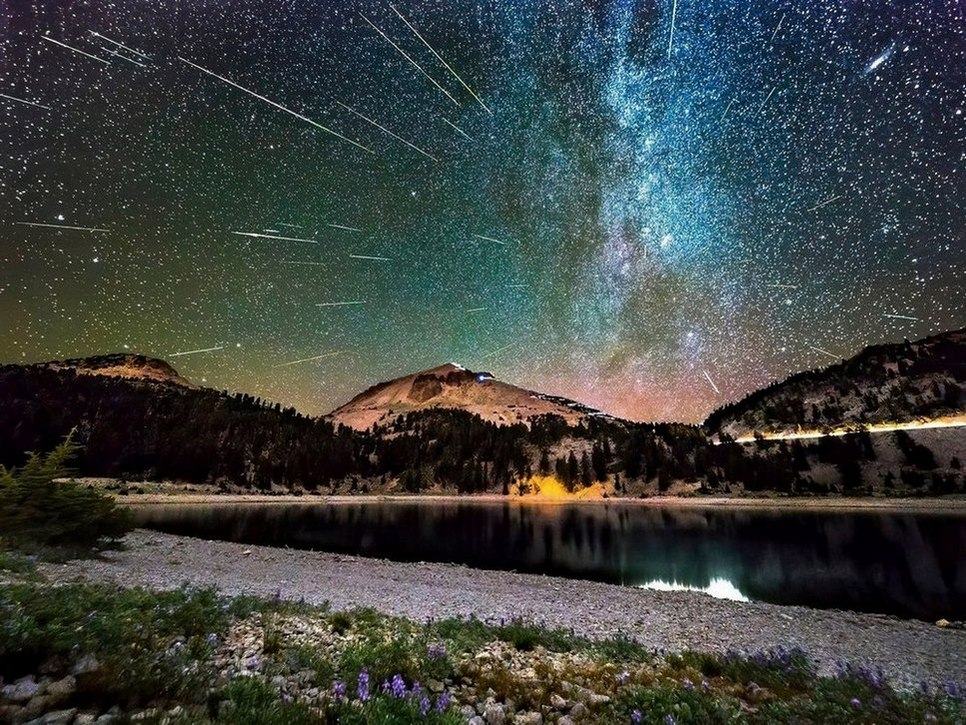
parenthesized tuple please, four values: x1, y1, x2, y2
(705, 328, 965, 438)
(327, 361, 609, 431)
(29, 353, 195, 388)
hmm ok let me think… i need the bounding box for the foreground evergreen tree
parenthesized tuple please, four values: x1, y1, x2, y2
(0, 433, 132, 550)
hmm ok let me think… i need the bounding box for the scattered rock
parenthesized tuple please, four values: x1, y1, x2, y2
(483, 701, 505, 724)
(72, 654, 101, 676)
(2, 675, 40, 703)
(570, 702, 587, 718)
(45, 675, 76, 705)
(549, 693, 567, 710)
(42, 708, 77, 725)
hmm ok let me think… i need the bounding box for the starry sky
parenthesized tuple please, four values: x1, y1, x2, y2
(1, 0, 963, 422)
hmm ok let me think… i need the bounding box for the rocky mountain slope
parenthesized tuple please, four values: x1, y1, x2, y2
(34, 353, 195, 388)
(705, 329, 966, 439)
(327, 362, 608, 431)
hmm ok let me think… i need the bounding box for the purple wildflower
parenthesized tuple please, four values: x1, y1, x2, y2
(630, 710, 642, 724)
(419, 693, 431, 715)
(850, 698, 861, 709)
(389, 673, 407, 698)
(617, 670, 630, 686)
(332, 680, 346, 701)
(436, 692, 452, 713)
(357, 669, 370, 702)
(427, 642, 448, 660)
(664, 715, 677, 725)
(943, 681, 962, 700)
(682, 678, 694, 691)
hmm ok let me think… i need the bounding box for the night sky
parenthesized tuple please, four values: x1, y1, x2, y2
(1, 0, 963, 422)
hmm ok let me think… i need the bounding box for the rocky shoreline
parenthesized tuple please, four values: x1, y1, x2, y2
(42, 531, 966, 689)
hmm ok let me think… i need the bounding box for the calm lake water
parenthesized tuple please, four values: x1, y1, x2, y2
(131, 500, 966, 621)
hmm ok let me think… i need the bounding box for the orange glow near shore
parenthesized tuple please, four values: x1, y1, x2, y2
(724, 416, 966, 444)
(515, 475, 605, 500)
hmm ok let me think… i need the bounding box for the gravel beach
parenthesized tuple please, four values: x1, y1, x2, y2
(43, 530, 965, 689)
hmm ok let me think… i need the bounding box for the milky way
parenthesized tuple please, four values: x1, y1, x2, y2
(1, 0, 962, 421)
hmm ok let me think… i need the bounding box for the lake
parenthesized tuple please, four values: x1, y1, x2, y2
(131, 500, 966, 621)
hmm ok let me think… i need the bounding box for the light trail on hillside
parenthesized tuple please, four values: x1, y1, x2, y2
(719, 417, 966, 444)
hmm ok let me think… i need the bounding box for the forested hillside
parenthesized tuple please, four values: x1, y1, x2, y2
(0, 354, 962, 497)
(705, 328, 965, 438)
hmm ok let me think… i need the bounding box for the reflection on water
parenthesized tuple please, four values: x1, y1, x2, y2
(639, 578, 750, 602)
(132, 501, 966, 620)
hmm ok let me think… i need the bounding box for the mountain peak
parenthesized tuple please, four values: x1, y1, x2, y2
(32, 353, 194, 388)
(328, 362, 603, 431)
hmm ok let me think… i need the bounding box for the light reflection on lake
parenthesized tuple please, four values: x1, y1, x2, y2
(131, 500, 966, 620)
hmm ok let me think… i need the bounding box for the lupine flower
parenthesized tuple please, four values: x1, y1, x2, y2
(419, 694, 431, 715)
(664, 715, 677, 725)
(630, 710, 642, 724)
(617, 670, 630, 686)
(357, 669, 370, 702)
(332, 680, 346, 701)
(427, 642, 448, 660)
(389, 673, 407, 698)
(850, 698, 861, 709)
(682, 678, 694, 690)
(436, 692, 452, 713)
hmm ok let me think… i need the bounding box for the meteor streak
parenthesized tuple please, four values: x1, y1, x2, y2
(667, 0, 678, 59)
(279, 260, 326, 267)
(316, 300, 366, 307)
(703, 370, 721, 394)
(278, 222, 303, 229)
(480, 342, 514, 359)
(0, 93, 51, 110)
(465, 307, 486, 313)
(232, 231, 319, 244)
(349, 254, 390, 261)
(472, 234, 507, 246)
(388, 3, 491, 114)
(884, 313, 919, 321)
(328, 223, 364, 233)
(807, 345, 840, 360)
(719, 98, 734, 122)
(337, 102, 438, 161)
(276, 351, 343, 367)
(443, 118, 473, 141)
(759, 86, 776, 112)
(178, 57, 373, 154)
(16, 221, 109, 232)
(807, 194, 844, 212)
(168, 345, 224, 358)
(767, 283, 799, 290)
(770, 14, 785, 42)
(100, 48, 146, 67)
(89, 31, 151, 60)
(41, 35, 109, 64)
(358, 13, 460, 107)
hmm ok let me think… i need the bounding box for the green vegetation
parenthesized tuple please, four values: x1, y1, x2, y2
(0, 433, 132, 551)
(1, 582, 960, 723)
